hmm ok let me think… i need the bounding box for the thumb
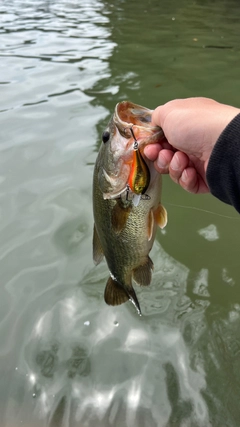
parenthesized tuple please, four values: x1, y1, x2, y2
(151, 105, 166, 128)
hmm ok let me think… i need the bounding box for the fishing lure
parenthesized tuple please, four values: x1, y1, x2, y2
(128, 127, 150, 195)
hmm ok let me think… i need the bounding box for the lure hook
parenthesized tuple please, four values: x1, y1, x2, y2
(130, 127, 138, 151)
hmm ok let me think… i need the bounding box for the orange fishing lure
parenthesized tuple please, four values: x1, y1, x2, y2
(128, 129, 150, 195)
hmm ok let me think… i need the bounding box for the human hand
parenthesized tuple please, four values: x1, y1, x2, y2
(144, 97, 240, 194)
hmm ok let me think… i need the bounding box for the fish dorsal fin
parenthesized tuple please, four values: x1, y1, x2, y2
(154, 203, 168, 229)
(104, 276, 141, 315)
(133, 256, 154, 287)
(111, 202, 131, 234)
(93, 225, 104, 265)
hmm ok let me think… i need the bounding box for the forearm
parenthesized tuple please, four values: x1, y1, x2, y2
(206, 113, 240, 213)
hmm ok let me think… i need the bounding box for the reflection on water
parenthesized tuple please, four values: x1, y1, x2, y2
(5, 248, 208, 426)
(1, 0, 240, 425)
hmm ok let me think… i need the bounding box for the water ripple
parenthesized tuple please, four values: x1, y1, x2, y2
(1, 0, 240, 425)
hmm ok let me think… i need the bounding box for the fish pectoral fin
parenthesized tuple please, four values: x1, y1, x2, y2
(104, 276, 141, 315)
(147, 209, 155, 241)
(147, 204, 168, 240)
(154, 203, 168, 229)
(93, 225, 104, 265)
(133, 256, 154, 286)
(111, 202, 131, 234)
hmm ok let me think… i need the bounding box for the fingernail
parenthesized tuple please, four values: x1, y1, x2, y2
(181, 169, 188, 182)
(156, 158, 167, 169)
(171, 156, 180, 171)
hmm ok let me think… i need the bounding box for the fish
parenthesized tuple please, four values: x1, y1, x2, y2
(92, 101, 167, 315)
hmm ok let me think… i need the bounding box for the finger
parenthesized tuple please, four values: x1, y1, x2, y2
(154, 149, 175, 174)
(144, 143, 162, 161)
(151, 105, 165, 127)
(169, 151, 189, 183)
(179, 167, 209, 194)
(144, 139, 173, 162)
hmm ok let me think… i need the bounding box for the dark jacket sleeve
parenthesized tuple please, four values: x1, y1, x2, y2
(206, 113, 240, 213)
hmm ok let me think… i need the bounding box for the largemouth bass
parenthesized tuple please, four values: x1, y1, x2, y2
(92, 101, 167, 315)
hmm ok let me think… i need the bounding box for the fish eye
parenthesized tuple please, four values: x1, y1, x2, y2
(102, 130, 110, 143)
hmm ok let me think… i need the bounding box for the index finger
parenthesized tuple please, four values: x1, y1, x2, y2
(144, 138, 175, 161)
(144, 143, 163, 161)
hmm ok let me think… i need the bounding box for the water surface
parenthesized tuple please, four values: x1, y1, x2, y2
(1, 0, 240, 426)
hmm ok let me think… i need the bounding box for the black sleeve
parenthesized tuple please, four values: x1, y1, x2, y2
(206, 113, 240, 213)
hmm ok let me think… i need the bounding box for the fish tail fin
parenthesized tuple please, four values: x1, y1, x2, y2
(104, 276, 141, 316)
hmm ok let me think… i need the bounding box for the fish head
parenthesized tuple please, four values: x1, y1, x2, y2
(96, 101, 164, 199)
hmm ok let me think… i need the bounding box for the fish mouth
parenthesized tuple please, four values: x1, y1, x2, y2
(113, 101, 164, 142)
(115, 101, 152, 127)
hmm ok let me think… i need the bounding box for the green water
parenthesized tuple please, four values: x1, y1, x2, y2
(1, 0, 240, 426)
